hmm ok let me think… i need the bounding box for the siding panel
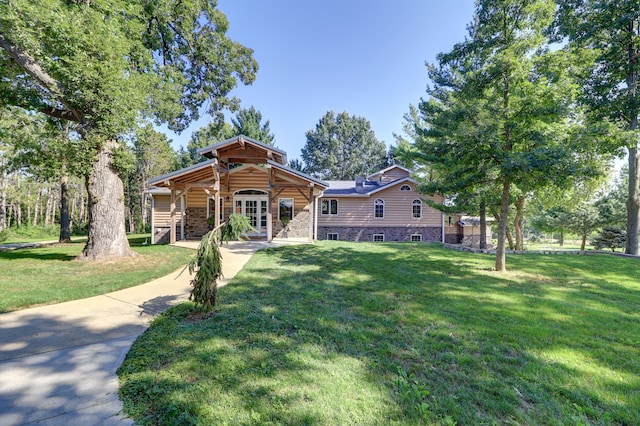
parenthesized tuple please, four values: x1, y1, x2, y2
(318, 184, 443, 228)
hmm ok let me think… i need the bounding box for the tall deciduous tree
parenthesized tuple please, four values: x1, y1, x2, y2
(0, 0, 257, 260)
(553, 1, 640, 255)
(301, 110, 388, 180)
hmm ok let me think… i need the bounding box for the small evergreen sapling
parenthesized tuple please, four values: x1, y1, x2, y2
(187, 213, 254, 311)
(592, 226, 626, 252)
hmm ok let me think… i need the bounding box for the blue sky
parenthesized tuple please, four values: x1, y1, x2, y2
(163, 0, 476, 161)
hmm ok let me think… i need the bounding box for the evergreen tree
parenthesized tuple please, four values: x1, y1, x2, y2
(301, 111, 388, 180)
(229, 106, 275, 145)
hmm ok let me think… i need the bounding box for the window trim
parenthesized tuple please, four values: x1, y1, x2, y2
(373, 233, 385, 242)
(321, 198, 339, 216)
(278, 198, 294, 222)
(412, 199, 422, 219)
(374, 198, 385, 219)
(411, 234, 422, 242)
(326, 232, 339, 241)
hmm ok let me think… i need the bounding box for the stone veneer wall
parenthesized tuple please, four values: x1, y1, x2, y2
(186, 207, 208, 239)
(276, 209, 310, 239)
(317, 226, 442, 242)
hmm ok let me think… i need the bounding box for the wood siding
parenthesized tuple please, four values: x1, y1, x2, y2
(379, 168, 410, 184)
(186, 190, 208, 208)
(152, 195, 172, 227)
(318, 183, 443, 228)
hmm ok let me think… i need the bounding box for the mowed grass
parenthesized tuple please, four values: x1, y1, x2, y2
(0, 236, 194, 313)
(118, 241, 640, 425)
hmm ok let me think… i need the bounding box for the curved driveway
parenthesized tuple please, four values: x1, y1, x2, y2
(0, 241, 276, 425)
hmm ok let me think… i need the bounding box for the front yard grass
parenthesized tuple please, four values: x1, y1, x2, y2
(0, 237, 194, 313)
(118, 241, 640, 425)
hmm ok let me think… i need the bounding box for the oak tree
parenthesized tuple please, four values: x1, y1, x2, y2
(0, 0, 257, 260)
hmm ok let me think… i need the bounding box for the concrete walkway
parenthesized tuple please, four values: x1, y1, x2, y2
(0, 240, 305, 425)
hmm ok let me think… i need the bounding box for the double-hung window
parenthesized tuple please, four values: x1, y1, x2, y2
(322, 199, 338, 215)
(374, 199, 384, 218)
(412, 199, 422, 219)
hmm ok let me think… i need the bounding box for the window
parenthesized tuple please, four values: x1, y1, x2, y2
(322, 199, 338, 215)
(326, 233, 339, 240)
(279, 198, 294, 222)
(400, 184, 412, 191)
(374, 199, 384, 218)
(373, 233, 385, 242)
(412, 199, 422, 219)
(411, 234, 422, 242)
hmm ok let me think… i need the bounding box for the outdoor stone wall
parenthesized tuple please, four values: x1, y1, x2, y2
(317, 226, 442, 242)
(445, 233, 464, 244)
(276, 209, 310, 239)
(462, 235, 493, 249)
(186, 207, 208, 239)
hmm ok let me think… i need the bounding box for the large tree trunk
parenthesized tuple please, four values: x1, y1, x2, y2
(78, 139, 136, 260)
(479, 200, 487, 250)
(59, 175, 72, 243)
(626, 143, 640, 255)
(514, 195, 525, 251)
(496, 179, 510, 272)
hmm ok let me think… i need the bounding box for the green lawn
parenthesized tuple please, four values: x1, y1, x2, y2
(118, 241, 640, 425)
(0, 236, 194, 313)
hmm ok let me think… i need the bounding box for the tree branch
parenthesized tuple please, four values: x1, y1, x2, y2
(0, 32, 82, 122)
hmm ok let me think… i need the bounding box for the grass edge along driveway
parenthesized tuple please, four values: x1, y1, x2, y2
(0, 237, 194, 313)
(118, 241, 640, 425)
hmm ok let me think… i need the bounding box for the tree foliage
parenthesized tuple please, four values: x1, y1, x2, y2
(229, 106, 275, 145)
(301, 110, 388, 180)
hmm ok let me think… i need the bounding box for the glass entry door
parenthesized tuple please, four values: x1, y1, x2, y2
(234, 195, 268, 234)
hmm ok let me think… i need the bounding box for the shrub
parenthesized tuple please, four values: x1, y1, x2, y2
(592, 226, 626, 252)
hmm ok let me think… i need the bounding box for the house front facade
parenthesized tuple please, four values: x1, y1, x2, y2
(316, 165, 451, 243)
(147, 135, 478, 245)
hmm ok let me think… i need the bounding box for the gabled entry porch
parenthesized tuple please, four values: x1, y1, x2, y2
(147, 135, 328, 244)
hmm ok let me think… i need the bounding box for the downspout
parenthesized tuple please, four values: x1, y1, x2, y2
(150, 194, 155, 244)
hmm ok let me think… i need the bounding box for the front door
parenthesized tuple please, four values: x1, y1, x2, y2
(235, 194, 268, 235)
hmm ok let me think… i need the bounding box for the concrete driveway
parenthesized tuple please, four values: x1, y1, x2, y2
(0, 241, 276, 425)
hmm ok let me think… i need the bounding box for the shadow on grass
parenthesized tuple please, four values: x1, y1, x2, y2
(119, 242, 640, 425)
(0, 248, 77, 261)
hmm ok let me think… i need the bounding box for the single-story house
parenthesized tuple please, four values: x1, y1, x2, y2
(147, 135, 489, 245)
